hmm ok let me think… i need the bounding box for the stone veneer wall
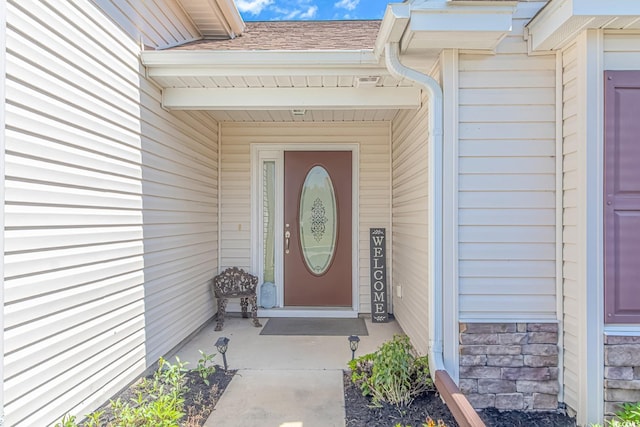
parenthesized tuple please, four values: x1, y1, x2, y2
(604, 335, 640, 417)
(459, 323, 559, 411)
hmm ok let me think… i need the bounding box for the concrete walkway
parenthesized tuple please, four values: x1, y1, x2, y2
(172, 315, 403, 427)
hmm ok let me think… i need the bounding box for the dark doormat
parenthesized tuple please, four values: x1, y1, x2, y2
(259, 317, 368, 336)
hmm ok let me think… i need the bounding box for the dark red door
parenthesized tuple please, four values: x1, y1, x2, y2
(283, 151, 352, 307)
(604, 71, 640, 323)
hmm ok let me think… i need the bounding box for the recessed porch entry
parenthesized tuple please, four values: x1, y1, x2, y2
(254, 146, 358, 316)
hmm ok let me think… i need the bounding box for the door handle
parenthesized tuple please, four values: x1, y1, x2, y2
(285, 231, 291, 254)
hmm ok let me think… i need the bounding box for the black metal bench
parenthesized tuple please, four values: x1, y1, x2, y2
(211, 267, 262, 331)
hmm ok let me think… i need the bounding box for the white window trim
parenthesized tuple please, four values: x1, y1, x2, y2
(250, 143, 360, 318)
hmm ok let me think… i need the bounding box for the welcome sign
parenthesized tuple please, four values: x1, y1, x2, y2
(369, 228, 388, 323)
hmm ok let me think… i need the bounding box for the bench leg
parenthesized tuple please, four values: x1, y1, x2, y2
(240, 297, 249, 318)
(215, 297, 228, 331)
(249, 294, 261, 327)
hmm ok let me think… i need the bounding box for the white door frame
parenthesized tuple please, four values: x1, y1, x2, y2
(251, 143, 360, 318)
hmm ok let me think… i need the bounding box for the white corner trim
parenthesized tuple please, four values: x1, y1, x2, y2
(555, 51, 565, 405)
(0, 0, 5, 416)
(577, 29, 604, 426)
(441, 48, 459, 383)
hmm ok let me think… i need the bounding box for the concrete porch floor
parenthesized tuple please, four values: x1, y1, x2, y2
(172, 315, 403, 427)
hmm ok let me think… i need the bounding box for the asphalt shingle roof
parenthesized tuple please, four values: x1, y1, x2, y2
(171, 20, 381, 51)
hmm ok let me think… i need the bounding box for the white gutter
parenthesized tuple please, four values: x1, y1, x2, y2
(384, 42, 445, 375)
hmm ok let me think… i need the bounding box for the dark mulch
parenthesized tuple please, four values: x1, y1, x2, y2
(343, 371, 577, 427)
(92, 367, 234, 427)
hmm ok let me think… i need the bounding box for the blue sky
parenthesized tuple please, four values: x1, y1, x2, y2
(234, 0, 389, 21)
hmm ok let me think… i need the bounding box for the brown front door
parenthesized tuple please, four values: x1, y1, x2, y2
(283, 151, 352, 306)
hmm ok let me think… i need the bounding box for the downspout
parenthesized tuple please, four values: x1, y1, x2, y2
(386, 40, 486, 427)
(384, 42, 445, 373)
(384, 42, 444, 375)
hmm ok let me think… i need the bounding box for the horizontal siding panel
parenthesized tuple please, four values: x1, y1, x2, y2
(459, 192, 555, 209)
(460, 277, 556, 295)
(459, 209, 555, 226)
(459, 157, 555, 174)
(460, 226, 555, 243)
(460, 88, 555, 105)
(4, 0, 219, 424)
(459, 174, 555, 191)
(459, 105, 555, 123)
(459, 122, 555, 140)
(460, 260, 556, 278)
(459, 243, 555, 260)
(459, 140, 555, 157)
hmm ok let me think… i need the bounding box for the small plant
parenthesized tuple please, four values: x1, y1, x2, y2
(394, 417, 448, 427)
(592, 402, 640, 427)
(55, 414, 78, 427)
(196, 350, 217, 385)
(349, 334, 434, 407)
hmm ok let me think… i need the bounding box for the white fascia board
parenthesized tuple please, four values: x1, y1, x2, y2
(527, 0, 640, 52)
(216, 0, 245, 36)
(374, 3, 411, 59)
(142, 49, 380, 68)
(162, 87, 421, 110)
(381, 1, 516, 53)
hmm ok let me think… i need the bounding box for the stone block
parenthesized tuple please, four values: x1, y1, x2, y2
(634, 367, 640, 379)
(459, 379, 478, 394)
(527, 323, 558, 332)
(486, 355, 524, 367)
(466, 393, 496, 409)
(605, 388, 640, 402)
(606, 345, 640, 366)
(498, 333, 528, 345)
(605, 379, 640, 390)
(524, 355, 558, 368)
(533, 393, 558, 410)
(460, 333, 499, 345)
(486, 345, 522, 356)
(501, 367, 558, 381)
(517, 323, 527, 333)
(516, 380, 560, 394)
(460, 366, 501, 379)
(605, 335, 640, 345)
(605, 367, 634, 380)
(460, 345, 489, 355)
(523, 395, 534, 410)
(528, 332, 558, 344)
(478, 379, 517, 394)
(522, 344, 558, 356)
(496, 393, 525, 410)
(462, 323, 516, 334)
(460, 355, 487, 366)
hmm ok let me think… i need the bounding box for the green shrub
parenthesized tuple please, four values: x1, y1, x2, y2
(55, 356, 189, 427)
(591, 401, 640, 427)
(349, 335, 434, 407)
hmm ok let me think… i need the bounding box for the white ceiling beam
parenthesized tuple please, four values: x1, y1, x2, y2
(162, 87, 421, 110)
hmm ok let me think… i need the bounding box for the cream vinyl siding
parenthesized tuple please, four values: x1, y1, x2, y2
(604, 32, 640, 70)
(561, 40, 579, 414)
(458, 2, 557, 321)
(220, 122, 391, 314)
(4, 1, 218, 425)
(391, 91, 430, 356)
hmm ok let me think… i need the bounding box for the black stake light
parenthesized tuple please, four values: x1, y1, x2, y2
(348, 335, 360, 361)
(215, 336, 230, 370)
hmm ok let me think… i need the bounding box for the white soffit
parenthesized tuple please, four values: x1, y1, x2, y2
(376, 1, 516, 56)
(177, 0, 245, 38)
(527, 0, 640, 51)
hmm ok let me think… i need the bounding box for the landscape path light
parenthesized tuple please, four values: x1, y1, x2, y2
(215, 336, 230, 371)
(348, 335, 360, 361)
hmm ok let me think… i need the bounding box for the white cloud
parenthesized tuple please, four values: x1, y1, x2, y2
(235, 0, 273, 15)
(300, 5, 318, 19)
(334, 0, 359, 11)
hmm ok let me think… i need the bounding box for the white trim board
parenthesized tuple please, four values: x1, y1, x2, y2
(251, 143, 360, 317)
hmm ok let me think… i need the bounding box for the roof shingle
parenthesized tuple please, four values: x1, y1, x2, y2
(170, 20, 381, 51)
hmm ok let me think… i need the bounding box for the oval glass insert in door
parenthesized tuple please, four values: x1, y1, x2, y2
(299, 166, 337, 275)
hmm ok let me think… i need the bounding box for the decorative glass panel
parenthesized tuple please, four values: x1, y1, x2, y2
(299, 166, 337, 275)
(262, 161, 275, 283)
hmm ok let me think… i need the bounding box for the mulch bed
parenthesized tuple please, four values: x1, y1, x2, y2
(93, 367, 235, 427)
(343, 371, 577, 427)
